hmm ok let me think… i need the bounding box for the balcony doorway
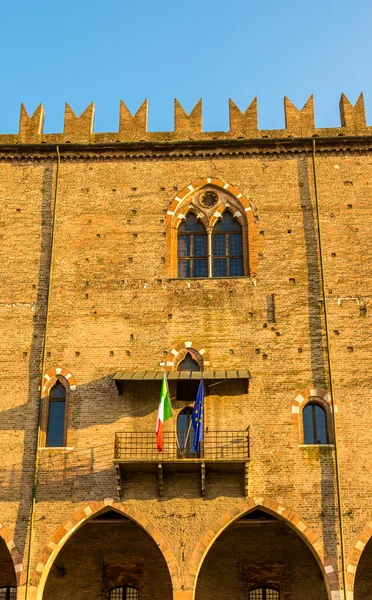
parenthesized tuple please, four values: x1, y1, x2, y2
(177, 407, 199, 457)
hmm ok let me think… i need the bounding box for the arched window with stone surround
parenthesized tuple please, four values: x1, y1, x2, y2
(46, 380, 67, 447)
(178, 212, 208, 278)
(212, 210, 243, 277)
(303, 402, 328, 444)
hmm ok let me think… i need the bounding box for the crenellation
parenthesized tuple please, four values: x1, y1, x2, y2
(63, 102, 95, 140)
(229, 98, 258, 135)
(119, 99, 148, 139)
(3, 94, 371, 145)
(19, 103, 45, 141)
(174, 99, 203, 134)
(339, 93, 367, 131)
(284, 95, 315, 136)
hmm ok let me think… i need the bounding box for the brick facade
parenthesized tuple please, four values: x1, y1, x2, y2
(0, 95, 371, 600)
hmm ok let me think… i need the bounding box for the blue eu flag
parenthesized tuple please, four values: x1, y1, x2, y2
(191, 381, 204, 452)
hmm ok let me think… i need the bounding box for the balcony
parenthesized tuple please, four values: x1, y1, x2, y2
(114, 430, 250, 498)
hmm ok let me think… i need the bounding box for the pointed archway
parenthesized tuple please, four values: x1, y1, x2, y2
(0, 536, 17, 597)
(354, 536, 372, 599)
(188, 498, 339, 600)
(41, 507, 173, 600)
(194, 508, 330, 600)
(33, 500, 180, 600)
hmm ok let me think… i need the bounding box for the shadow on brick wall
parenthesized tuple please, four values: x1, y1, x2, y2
(297, 156, 340, 590)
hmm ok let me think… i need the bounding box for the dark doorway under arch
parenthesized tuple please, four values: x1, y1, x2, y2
(354, 536, 372, 599)
(195, 509, 328, 600)
(43, 510, 173, 600)
(0, 537, 17, 597)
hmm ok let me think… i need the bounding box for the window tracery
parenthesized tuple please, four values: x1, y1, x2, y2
(174, 185, 248, 278)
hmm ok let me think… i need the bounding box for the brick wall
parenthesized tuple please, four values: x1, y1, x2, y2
(0, 127, 371, 599)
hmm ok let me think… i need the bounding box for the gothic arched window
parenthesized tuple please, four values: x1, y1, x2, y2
(212, 211, 243, 277)
(46, 381, 66, 447)
(178, 213, 208, 278)
(303, 403, 328, 444)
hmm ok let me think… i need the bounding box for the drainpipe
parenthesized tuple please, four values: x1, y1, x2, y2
(25, 146, 60, 599)
(312, 139, 347, 600)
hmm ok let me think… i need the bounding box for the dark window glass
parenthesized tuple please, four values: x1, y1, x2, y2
(213, 258, 227, 277)
(178, 353, 200, 371)
(178, 214, 207, 278)
(109, 588, 139, 600)
(0, 589, 17, 600)
(212, 211, 243, 277)
(303, 403, 328, 444)
(249, 588, 279, 600)
(46, 382, 66, 447)
(214, 211, 241, 231)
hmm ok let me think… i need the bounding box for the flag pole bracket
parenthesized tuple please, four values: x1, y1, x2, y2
(157, 463, 164, 497)
(200, 462, 206, 497)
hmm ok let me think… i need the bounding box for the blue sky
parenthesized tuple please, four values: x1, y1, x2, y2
(1, 0, 371, 134)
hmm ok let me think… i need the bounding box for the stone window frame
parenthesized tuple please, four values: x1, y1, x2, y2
(291, 388, 335, 446)
(165, 178, 261, 278)
(40, 367, 77, 448)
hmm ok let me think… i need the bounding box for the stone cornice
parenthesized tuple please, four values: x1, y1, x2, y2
(0, 135, 371, 162)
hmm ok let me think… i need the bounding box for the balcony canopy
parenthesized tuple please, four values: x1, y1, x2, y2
(113, 369, 251, 381)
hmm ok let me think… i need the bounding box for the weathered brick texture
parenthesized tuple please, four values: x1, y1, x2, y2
(0, 97, 372, 600)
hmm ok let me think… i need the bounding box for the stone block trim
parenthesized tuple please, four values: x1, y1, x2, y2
(187, 496, 339, 597)
(291, 387, 334, 415)
(42, 367, 77, 396)
(165, 178, 254, 227)
(346, 520, 372, 593)
(0, 521, 24, 585)
(165, 342, 210, 372)
(31, 500, 181, 599)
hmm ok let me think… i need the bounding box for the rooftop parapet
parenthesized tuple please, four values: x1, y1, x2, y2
(1, 93, 370, 145)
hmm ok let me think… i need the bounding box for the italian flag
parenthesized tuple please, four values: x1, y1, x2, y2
(156, 374, 173, 452)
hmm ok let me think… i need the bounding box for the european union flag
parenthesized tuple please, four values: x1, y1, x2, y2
(191, 380, 204, 453)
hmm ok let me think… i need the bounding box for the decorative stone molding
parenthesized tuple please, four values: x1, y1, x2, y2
(165, 342, 210, 372)
(291, 388, 335, 415)
(42, 367, 77, 397)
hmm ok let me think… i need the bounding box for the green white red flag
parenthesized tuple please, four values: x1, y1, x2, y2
(156, 374, 173, 452)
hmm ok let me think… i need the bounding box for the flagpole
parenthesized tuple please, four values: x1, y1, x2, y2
(167, 377, 181, 451)
(160, 363, 180, 451)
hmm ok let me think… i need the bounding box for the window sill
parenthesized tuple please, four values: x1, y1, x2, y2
(39, 446, 74, 451)
(167, 276, 251, 281)
(299, 444, 334, 448)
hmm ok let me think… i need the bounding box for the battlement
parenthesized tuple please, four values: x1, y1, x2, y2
(1, 93, 370, 145)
